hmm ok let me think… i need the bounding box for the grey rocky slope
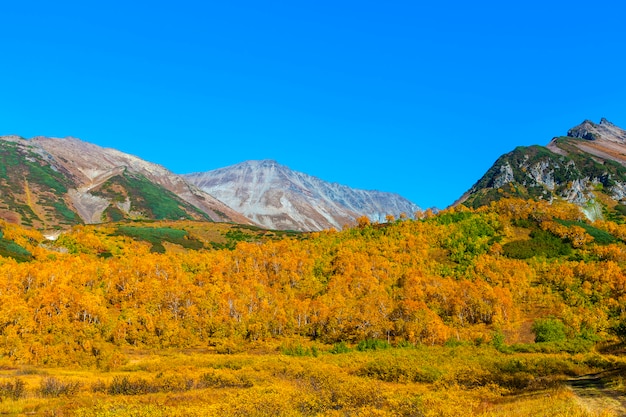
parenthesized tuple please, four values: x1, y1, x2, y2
(184, 159, 421, 231)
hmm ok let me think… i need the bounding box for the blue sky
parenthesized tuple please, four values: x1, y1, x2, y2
(2, 1, 625, 209)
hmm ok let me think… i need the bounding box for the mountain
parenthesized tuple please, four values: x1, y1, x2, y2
(184, 159, 421, 231)
(0, 135, 251, 229)
(459, 118, 626, 220)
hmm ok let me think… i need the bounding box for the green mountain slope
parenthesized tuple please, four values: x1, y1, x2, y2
(0, 135, 253, 230)
(460, 119, 626, 221)
(0, 138, 78, 228)
(91, 170, 212, 222)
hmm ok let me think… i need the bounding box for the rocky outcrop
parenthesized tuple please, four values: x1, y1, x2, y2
(492, 163, 515, 189)
(567, 118, 626, 144)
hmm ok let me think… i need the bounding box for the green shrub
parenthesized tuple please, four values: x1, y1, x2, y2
(556, 219, 616, 245)
(357, 339, 391, 351)
(531, 318, 567, 343)
(280, 343, 319, 357)
(508, 339, 593, 354)
(114, 226, 203, 253)
(512, 218, 536, 228)
(0, 236, 32, 261)
(492, 330, 508, 352)
(395, 339, 415, 349)
(52, 201, 78, 223)
(329, 341, 351, 354)
(503, 229, 572, 259)
(444, 338, 470, 348)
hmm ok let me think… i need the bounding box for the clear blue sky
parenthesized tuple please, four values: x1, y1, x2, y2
(2, 1, 625, 209)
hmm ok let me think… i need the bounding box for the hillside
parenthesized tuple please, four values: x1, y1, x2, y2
(1, 197, 625, 356)
(0, 135, 252, 229)
(0, 199, 626, 416)
(459, 119, 626, 221)
(184, 159, 421, 231)
(1, 199, 626, 414)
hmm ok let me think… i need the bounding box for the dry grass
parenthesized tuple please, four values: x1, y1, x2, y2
(0, 343, 618, 416)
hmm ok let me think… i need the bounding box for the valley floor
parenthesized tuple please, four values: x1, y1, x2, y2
(0, 342, 622, 417)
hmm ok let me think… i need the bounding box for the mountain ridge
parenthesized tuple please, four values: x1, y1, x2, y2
(0, 135, 422, 232)
(184, 159, 421, 231)
(459, 118, 626, 221)
(0, 135, 253, 229)
(31, 136, 253, 224)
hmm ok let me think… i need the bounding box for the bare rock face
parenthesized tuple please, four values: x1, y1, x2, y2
(567, 118, 626, 144)
(492, 162, 515, 189)
(184, 160, 421, 231)
(67, 189, 111, 223)
(556, 119, 626, 167)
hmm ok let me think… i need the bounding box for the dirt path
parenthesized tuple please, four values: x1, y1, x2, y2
(568, 370, 626, 416)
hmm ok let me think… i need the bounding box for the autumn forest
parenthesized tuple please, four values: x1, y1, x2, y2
(1, 198, 626, 415)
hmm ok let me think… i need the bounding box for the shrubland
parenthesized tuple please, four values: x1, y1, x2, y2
(0, 198, 625, 415)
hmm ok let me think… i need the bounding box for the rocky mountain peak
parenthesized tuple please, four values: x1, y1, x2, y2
(255, 159, 279, 166)
(567, 118, 626, 143)
(184, 161, 420, 231)
(460, 119, 626, 221)
(567, 120, 602, 141)
(233, 159, 284, 172)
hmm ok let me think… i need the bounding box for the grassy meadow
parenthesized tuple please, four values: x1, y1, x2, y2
(0, 341, 621, 416)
